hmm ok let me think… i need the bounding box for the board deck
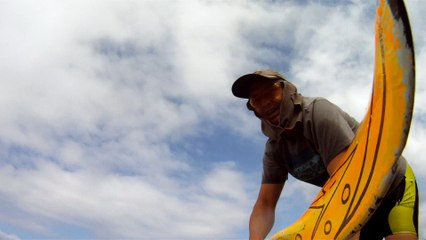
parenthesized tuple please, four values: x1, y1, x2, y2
(270, 0, 415, 239)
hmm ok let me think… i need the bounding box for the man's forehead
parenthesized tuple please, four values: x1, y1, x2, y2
(251, 78, 280, 88)
(249, 79, 281, 95)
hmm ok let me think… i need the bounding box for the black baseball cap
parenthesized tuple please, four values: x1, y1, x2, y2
(232, 69, 286, 99)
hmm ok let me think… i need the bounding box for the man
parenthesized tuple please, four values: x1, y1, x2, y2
(231, 69, 418, 240)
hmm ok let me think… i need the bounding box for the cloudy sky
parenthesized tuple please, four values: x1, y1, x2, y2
(0, 0, 425, 239)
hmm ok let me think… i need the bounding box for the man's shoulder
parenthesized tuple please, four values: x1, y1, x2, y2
(300, 97, 338, 134)
(302, 96, 329, 108)
(301, 96, 331, 114)
(302, 97, 344, 116)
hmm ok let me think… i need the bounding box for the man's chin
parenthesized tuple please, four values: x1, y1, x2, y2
(266, 118, 279, 126)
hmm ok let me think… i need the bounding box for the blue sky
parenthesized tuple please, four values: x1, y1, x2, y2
(0, 0, 425, 239)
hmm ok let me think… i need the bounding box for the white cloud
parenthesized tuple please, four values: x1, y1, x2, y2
(0, 0, 425, 239)
(0, 231, 20, 240)
(0, 160, 251, 238)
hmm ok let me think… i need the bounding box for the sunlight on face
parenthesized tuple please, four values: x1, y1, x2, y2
(248, 80, 284, 125)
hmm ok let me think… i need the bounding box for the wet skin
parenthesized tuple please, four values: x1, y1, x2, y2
(248, 80, 284, 126)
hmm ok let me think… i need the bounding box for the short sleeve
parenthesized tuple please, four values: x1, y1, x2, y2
(310, 99, 358, 166)
(261, 139, 288, 184)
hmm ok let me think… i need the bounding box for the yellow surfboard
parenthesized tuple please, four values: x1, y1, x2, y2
(271, 0, 415, 239)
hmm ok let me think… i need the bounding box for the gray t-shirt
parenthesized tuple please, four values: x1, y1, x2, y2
(261, 97, 359, 187)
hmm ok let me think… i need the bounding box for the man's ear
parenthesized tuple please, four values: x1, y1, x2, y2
(246, 100, 263, 118)
(246, 101, 254, 111)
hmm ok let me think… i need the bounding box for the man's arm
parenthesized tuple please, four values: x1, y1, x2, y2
(249, 183, 284, 240)
(326, 150, 346, 175)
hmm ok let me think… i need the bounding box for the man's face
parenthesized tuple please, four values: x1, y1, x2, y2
(248, 80, 284, 125)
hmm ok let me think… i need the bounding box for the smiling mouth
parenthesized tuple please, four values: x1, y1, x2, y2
(265, 106, 280, 120)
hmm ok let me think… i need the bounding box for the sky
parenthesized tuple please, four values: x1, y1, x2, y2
(0, 0, 425, 239)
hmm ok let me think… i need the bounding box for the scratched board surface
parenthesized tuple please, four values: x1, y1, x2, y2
(270, 0, 415, 239)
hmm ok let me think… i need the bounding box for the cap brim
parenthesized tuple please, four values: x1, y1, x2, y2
(232, 74, 274, 98)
